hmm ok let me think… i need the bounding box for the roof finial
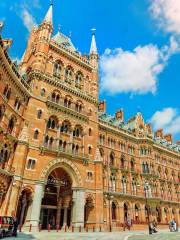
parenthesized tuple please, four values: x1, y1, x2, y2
(50, 0, 53, 6)
(43, 2, 53, 24)
(58, 24, 61, 33)
(90, 28, 98, 54)
(91, 28, 96, 35)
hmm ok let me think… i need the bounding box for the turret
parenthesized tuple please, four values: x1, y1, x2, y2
(39, 1, 53, 42)
(89, 29, 98, 69)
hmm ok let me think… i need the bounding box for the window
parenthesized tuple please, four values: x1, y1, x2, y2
(87, 171, 93, 180)
(37, 110, 42, 119)
(53, 62, 62, 78)
(89, 128, 92, 136)
(65, 67, 73, 84)
(0, 105, 5, 121)
(27, 159, 36, 170)
(75, 72, 83, 89)
(14, 98, 21, 111)
(51, 92, 60, 103)
(122, 176, 126, 194)
(61, 121, 71, 134)
(41, 88, 46, 97)
(112, 202, 117, 220)
(7, 117, 16, 133)
(73, 126, 82, 137)
(47, 117, 58, 129)
(88, 146, 92, 155)
(3, 85, 11, 100)
(34, 130, 39, 139)
(110, 152, 115, 166)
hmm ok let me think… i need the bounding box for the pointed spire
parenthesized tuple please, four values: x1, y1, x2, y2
(90, 28, 98, 54)
(44, 1, 53, 24)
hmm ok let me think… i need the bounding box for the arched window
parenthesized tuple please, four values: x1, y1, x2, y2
(64, 97, 71, 108)
(61, 121, 71, 134)
(53, 61, 62, 78)
(121, 157, 125, 168)
(135, 204, 140, 222)
(49, 137, 54, 147)
(132, 178, 137, 195)
(130, 159, 135, 171)
(14, 98, 21, 111)
(89, 128, 92, 136)
(51, 91, 60, 104)
(75, 145, 79, 155)
(75, 72, 83, 89)
(0, 105, 5, 121)
(110, 152, 115, 166)
(47, 117, 58, 129)
(34, 130, 39, 139)
(65, 67, 73, 84)
(112, 202, 117, 220)
(37, 110, 42, 119)
(7, 117, 16, 133)
(122, 176, 126, 194)
(3, 85, 11, 100)
(73, 126, 82, 138)
(41, 88, 46, 97)
(75, 101, 83, 113)
(0, 144, 10, 168)
(44, 135, 49, 146)
(110, 175, 116, 192)
(88, 146, 92, 155)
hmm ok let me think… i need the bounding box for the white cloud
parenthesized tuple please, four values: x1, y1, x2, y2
(21, 9, 36, 32)
(150, 108, 180, 135)
(150, 0, 180, 35)
(100, 44, 166, 95)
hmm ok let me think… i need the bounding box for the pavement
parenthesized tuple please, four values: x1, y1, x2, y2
(7, 229, 179, 240)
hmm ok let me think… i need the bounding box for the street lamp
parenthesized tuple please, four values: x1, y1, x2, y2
(105, 193, 114, 232)
(137, 182, 151, 235)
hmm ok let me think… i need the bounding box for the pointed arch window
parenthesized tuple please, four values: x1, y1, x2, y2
(53, 61, 62, 78)
(65, 67, 73, 84)
(122, 176, 127, 194)
(75, 72, 83, 89)
(34, 129, 39, 139)
(112, 202, 117, 220)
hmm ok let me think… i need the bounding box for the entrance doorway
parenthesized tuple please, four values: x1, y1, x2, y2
(40, 167, 73, 229)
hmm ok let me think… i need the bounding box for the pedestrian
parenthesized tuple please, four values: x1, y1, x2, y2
(12, 216, 18, 237)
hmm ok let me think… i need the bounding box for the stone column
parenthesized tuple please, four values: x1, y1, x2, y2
(72, 189, 85, 227)
(56, 205, 61, 226)
(63, 206, 68, 227)
(19, 195, 27, 226)
(29, 184, 44, 228)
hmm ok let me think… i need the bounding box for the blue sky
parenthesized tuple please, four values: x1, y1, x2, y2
(0, 0, 180, 141)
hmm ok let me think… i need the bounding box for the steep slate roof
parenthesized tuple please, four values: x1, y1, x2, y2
(52, 31, 76, 52)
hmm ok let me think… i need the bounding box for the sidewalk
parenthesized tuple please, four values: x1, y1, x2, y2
(8, 229, 174, 240)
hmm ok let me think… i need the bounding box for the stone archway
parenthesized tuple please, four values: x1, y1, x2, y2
(40, 158, 83, 188)
(29, 158, 84, 228)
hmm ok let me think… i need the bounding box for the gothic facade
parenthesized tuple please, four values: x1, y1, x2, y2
(0, 3, 180, 231)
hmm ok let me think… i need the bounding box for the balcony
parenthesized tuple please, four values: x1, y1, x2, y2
(46, 98, 89, 122)
(39, 144, 89, 164)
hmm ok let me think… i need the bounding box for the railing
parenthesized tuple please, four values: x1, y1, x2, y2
(46, 98, 89, 121)
(40, 144, 89, 162)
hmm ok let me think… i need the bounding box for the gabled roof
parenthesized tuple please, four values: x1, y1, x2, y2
(52, 31, 76, 52)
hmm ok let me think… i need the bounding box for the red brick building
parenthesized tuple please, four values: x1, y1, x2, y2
(0, 3, 179, 231)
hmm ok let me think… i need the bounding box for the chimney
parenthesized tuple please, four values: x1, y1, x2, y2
(176, 140, 180, 145)
(164, 134, 172, 143)
(155, 129, 164, 138)
(98, 100, 106, 113)
(116, 109, 124, 122)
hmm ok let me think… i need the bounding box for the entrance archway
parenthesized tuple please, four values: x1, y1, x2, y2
(40, 167, 73, 229)
(124, 203, 129, 221)
(16, 189, 32, 226)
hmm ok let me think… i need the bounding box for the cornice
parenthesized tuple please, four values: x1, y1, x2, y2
(29, 70, 98, 105)
(99, 121, 180, 157)
(50, 41, 94, 71)
(46, 100, 89, 123)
